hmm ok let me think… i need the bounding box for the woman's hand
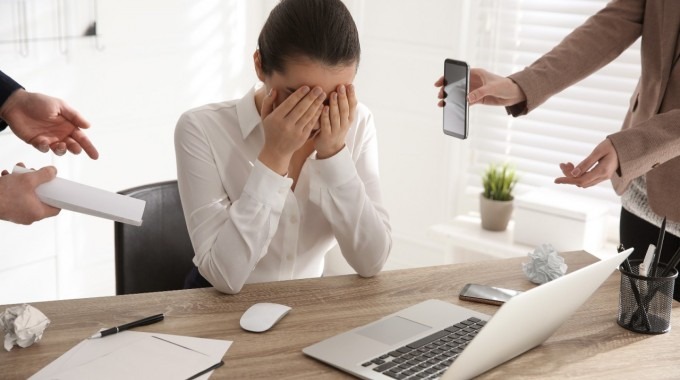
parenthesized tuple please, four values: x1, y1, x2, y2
(435, 68, 527, 107)
(258, 86, 326, 175)
(555, 138, 620, 188)
(316, 84, 356, 159)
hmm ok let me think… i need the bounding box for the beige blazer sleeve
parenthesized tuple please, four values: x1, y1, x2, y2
(505, 0, 680, 209)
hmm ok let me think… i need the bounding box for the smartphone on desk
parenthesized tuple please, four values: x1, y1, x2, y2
(459, 283, 522, 306)
(442, 58, 469, 139)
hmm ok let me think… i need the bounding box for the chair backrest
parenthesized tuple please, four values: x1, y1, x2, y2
(114, 180, 195, 295)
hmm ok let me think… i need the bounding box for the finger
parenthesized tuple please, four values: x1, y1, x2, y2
(434, 76, 444, 87)
(337, 85, 350, 125)
(438, 100, 445, 107)
(555, 170, 604, 188)
(1, 170, 8, 176)
(50, 142, 67, 156)
(286, 87, 325, 122)
(347, 84, 357, 124)
(320, 105, 331, 136)
(468, 85, 494, 105)
(70, 128, 99, 159)
(275, 85, 313, 118)
(45, 206, 61, 218)
(305, 105, 323, 137)
(32, 166, 58, 185)
(559, 162, 575, 177)
(16, 162, 26, 168)
(571, 151, 601, 177)
(260, 88, 277, 121)
(59, 101, 91, 129)
(329, 92, 341, 129)
(438, 87, 446, 100)
(30, 136, 52, 153)
(64, 136, 83, 155)
(296, 93, 326, 128)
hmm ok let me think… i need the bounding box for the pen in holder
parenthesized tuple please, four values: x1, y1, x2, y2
(618, 259, 678, 334)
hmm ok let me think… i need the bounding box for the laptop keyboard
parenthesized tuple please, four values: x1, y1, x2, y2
(360, 317, 486, 380)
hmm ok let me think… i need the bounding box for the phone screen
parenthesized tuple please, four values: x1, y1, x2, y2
(459, 283, 522, 305)
(443, 59, 469, 139)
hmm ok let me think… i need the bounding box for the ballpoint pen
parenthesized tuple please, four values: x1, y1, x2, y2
(661, 245, 680, 277)
(90, 313, 164, 339)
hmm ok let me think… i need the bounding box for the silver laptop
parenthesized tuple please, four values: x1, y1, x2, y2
(303, 249, 633, 380)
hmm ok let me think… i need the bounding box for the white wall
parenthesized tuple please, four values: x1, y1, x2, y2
(0, 0, 265, 303)
(327, 0, 473, 273)
(0, 0, 472, 304)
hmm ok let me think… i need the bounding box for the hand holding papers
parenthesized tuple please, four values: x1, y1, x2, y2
(12, 165, 145, 226)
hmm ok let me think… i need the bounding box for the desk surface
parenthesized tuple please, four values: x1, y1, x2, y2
(2, 251, 679, 379)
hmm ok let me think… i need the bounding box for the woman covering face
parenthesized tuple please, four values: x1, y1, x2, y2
(175, 0, 392, 294)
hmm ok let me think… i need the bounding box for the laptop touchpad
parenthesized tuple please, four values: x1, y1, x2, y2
(356, 316, 431, 346)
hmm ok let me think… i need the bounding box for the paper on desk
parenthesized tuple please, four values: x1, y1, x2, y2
(12, 165, 145, 226)
(29, 331, 232, 380)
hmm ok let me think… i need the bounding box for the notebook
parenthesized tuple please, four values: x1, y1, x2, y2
(303, 249, 633, 380)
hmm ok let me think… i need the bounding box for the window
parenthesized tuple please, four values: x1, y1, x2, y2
(467, 0, 641, 220)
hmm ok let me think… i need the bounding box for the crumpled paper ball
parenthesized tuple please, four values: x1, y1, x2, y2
(522, 244, 568, 285)
(0, 304, 50, 351)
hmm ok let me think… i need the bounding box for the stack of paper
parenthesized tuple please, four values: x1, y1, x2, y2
(12, 165, 145, 226)
(29, 332, 231, 380)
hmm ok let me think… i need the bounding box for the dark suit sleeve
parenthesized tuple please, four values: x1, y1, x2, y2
(0, 70, 24, 132)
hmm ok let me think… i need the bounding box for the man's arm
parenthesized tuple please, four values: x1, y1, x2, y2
(0, 70, 24, 132)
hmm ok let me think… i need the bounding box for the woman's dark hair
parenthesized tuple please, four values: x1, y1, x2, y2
(257, 0, 360, 75)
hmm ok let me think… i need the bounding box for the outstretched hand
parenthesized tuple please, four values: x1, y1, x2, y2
(555, 139, 620, 188)
(0, 89, 99, 159)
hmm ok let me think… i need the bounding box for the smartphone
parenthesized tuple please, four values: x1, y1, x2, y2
(459, 283, 522, 306)
(442, 59, 470, 139)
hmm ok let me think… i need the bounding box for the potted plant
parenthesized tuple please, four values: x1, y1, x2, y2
(480, 163, 518, 231)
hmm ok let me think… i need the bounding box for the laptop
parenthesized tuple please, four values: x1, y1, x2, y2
(303, 249, 633, 380)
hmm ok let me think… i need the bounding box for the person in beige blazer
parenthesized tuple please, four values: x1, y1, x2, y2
(437, 0, 680, 300)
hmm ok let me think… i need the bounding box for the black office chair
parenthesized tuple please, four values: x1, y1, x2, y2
(114, 180, 195, 295)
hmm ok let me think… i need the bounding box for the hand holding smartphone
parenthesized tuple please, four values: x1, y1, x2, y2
(459, 283, 522, 306)
(442, 59, 470, 139)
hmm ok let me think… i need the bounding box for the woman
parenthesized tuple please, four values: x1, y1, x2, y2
(436, 1, 680, 299)
(175, 0, 392, 294)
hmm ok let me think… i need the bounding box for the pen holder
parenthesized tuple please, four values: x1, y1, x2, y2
(617, 260, 678, 334)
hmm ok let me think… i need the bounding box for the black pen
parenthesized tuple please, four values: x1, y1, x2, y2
(651, 216, 667, 277)
(661, 245, 680, 277)
(90, 313, 164, 339)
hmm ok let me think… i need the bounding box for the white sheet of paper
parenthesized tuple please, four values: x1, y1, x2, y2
(29, 332, 232, 380)
(12, 165, 146, 226)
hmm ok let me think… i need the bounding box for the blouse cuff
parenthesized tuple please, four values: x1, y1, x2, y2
(308, 146, 356, 188)
(243, 160, 293, 211)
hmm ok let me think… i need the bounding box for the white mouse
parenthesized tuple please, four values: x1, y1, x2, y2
(239, 302, 292, 332)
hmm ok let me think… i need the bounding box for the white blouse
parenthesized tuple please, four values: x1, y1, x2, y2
(174, 84, 392, 294)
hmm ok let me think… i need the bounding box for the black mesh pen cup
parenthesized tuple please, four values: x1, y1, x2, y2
(618, 260, 678, 334)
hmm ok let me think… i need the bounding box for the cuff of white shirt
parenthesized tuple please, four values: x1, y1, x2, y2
(243, 160, 293, 211)
(309, 146, 356, 188)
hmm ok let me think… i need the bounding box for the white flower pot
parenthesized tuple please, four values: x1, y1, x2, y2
(479, 193, 513, 232)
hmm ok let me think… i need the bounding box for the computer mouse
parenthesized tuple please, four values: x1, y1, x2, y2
(239, 302, 292, 332)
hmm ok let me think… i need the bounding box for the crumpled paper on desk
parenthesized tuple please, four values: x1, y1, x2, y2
(0, 304, 50, 351)
(522, 244, 568, 285)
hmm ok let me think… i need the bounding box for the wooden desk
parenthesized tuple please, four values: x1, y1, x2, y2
(2, 251, 679, 379)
